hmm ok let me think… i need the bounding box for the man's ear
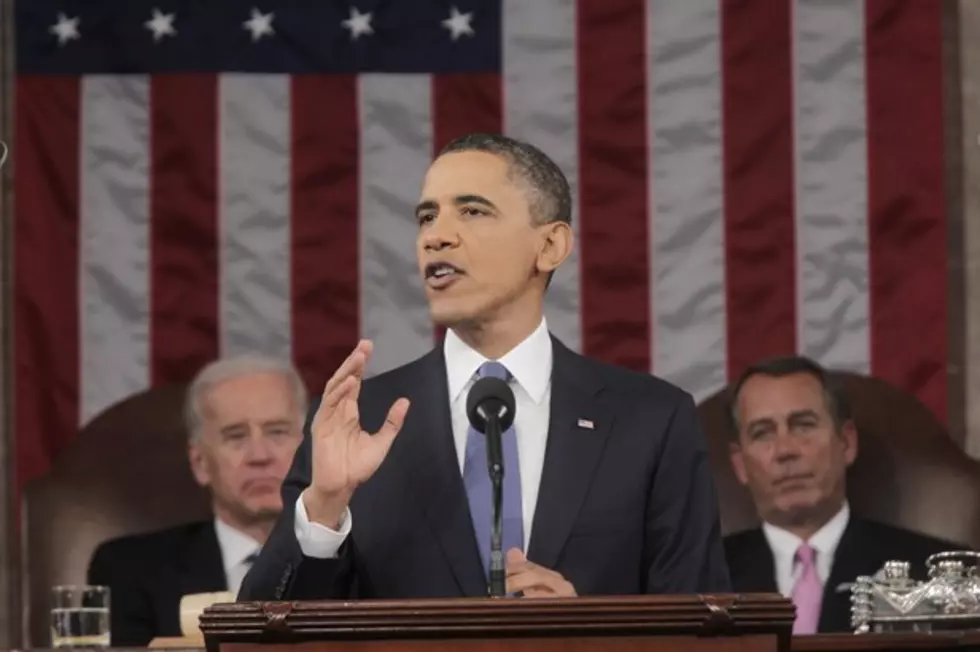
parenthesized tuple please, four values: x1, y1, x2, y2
(536, 221, 573, 275)
(729, 441, 750, 486)
(188, 441, 211, 488)
(840, 419, 858, 467)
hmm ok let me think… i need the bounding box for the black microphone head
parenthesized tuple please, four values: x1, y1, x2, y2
(466, 376, 516, 433)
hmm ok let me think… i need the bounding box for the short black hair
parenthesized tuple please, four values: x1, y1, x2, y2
(727, 355, 851, 439)
(437, 133, 572, 227)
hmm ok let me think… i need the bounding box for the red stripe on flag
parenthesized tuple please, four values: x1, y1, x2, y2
(431, 73, 503, 342)
(721, 0, 797, 379)
(432, 73, 502, 151)
(149, 74, 220, 385)
(865, 0, 947, 421)
(291, 75, 362, 393)
(577, 0, 650, 371)
(14, 76, 81, 490)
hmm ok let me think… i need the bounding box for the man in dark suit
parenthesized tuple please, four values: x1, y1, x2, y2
(239, 133, 731, 602)
(722, 356, 962, 634)
(87, 356, 307, 646)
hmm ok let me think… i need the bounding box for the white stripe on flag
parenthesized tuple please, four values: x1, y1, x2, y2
(793, 0, 870, 372)
(79, 75, 151, 424)
(502, 0, 581, 352)
(219, 74, 293, 360)
(648, 1, 727, 401)
(359, 74, 435, 376)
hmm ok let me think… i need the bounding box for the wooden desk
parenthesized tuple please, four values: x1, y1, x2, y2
(15, 632, 980, 652)
(194, 597, 980, 652)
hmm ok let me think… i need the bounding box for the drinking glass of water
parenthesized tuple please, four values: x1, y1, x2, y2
(51, 585, 110, 648)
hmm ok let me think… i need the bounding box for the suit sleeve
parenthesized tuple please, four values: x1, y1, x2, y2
(643, 391, 732, 594)
(87, 544, 156, 647)
(238, 397, 357, 601)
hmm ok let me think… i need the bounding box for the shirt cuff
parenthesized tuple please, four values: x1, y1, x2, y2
(293, 493, 352, 559)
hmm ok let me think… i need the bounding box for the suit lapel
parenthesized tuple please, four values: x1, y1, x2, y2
(400, 348, 487, 597)
(732, 530, 779, 593)
(526, 339, 612, 570)
(819, 517, 866, 633)
(177, 522, 227, 598)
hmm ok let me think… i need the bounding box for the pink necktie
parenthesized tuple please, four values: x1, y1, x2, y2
(791, 543, 823, 635)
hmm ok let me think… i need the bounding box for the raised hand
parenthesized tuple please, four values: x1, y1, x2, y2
(302, 340, 411, 529)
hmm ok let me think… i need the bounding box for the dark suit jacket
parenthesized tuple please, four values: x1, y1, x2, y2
(724, 516, 962, 633)
(239, 336, 731, 601)
(87, 521, 226, 647)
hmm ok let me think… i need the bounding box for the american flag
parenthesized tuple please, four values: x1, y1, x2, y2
(13, 0, 949, 491)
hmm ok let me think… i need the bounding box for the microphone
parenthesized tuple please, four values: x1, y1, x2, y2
(466, 375, 516, 598)
(0, 141, 8, 171)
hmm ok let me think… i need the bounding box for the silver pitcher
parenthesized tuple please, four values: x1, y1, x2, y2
(851, 551, 980, 633)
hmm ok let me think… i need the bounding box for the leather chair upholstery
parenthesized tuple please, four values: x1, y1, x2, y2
(697, 371, 980, 549)
(21, 383, 212, 647)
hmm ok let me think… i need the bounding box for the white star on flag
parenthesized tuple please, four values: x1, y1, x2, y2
(243, 8, 275, 42)
(342, 7, 374, 40)
(49, 13, 80, 46)
(145, 9, 177, 42)
(441, 6, 474, 41)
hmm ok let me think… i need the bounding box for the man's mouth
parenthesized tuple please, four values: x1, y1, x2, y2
(774, 473, 814, 487)
(243, 478, 281, 492)
(425, 262, 464, 289)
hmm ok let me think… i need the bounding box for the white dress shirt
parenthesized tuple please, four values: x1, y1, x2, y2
(213, 517, 262, 595)
(762, 502, 850, 596)
(293, 317, 554, 559)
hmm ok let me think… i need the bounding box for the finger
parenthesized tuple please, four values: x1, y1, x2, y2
(338, 385, 364, 436)
(506, 551, 546, 576)
(327, 350, 366, 395)
(520, 587, 555, 598)
(505, 548, 528, 576)
(311, 380, 360, 443)
(315, 355, 368, 429)
(507, 571, 574, 598)
(313, 374, 358, 431)
(322, 340, 373, 398)
(506, 570, 555, 596)
(507, 560, 562, 586)
(321, 375, 356, 411)
(374, 398, 411, 447)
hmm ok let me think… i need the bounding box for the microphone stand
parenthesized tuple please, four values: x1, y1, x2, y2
(485, 412, 506, 597)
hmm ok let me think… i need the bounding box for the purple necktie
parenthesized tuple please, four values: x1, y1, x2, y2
(792, 543, 823, 634)
(463, 361, 524, 578)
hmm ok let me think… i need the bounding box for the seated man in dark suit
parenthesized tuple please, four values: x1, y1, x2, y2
(239, 133, 731, 602)
(87, 356, 306, 646)
(723, 356, 962, 635)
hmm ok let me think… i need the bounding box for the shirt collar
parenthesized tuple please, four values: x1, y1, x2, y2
(213, 517, 262, 572)
(762, 501, 850, 561)
(444, 317, 552, 405)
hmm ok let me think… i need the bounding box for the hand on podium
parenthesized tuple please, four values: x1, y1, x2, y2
(505, 548, 577, 598)
(302, 340, 411, 529)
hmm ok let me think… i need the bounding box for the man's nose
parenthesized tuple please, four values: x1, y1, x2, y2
(423, 214, 459, 251)
(772, 429, 801, 460)
(244, 432, 274, 462)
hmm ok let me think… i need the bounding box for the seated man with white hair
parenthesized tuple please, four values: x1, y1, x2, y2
(87, 356, 306, 647)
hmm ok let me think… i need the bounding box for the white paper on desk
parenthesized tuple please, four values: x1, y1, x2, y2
(179, 591, 235, 636)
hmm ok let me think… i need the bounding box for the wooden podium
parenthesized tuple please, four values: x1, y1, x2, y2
(199, 594, 794, 652)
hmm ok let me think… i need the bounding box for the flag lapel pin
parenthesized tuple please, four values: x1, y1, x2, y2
(577, 418, 595, 430)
